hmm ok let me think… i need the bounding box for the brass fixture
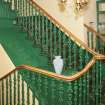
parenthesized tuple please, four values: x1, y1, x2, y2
(60, 0, 89, 11)
(75, 0, 89, 11)
(60, 0, 67, 3)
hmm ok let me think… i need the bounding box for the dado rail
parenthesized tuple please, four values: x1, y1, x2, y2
(0, 0, 105, 105)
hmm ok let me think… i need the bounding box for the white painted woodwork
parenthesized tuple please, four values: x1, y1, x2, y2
(0, 44, 15, 78)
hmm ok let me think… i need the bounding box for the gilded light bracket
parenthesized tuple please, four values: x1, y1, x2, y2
(60, 0, 89, 12)
(75, 0, 89, 11)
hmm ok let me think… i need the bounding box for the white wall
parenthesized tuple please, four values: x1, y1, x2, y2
(83, 0, 97, 43)
(8, 0, 97, 43)
(0, 44, 15, 78)
(84, 0, 97, 28)
(34, 0, 85, 42)
(34, 0, 97, 43)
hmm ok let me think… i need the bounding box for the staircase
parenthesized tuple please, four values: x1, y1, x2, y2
(84, 24, 105, 55)
(0, 44, 39, 105)
(0, 0, 105, 105)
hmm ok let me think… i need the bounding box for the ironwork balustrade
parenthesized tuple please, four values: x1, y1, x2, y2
(84, 24, 105, 55)
(0, 0, 105, 105)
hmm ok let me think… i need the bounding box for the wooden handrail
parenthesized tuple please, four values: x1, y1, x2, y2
(0, 55, 105, 82)
(84, 24, 105, 42)
(0, 58, 95, 81)
(30, 0, 105, 58)
(1, 0, 105, 82)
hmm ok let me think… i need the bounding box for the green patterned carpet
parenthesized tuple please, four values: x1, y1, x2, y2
(0, 2, 52, 74)
(0, 1, 54, 71)
(0, 1, 77, 75)
(0, 17, 53, 70)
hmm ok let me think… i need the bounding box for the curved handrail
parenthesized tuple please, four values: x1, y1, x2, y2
(30, 0, 105, 58)
(1, 0, 105, 82)
(0, 55, 105, 82)
(84, 24, 105, 42)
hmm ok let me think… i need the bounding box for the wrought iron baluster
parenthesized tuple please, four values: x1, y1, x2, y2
(9, 75, 12, 105)
(31, 4, 34, 39)
(17, 0, 20, 24)
(100, 39, 104, 54)
(68, 39, 73, 69)
(43, 76, 48, 105)
(18, 0, 20, 25)
(14, 72, 16, 105)
(55, 27, 59, 55)
(6, 77, 8, 105)
(25, 0, 28, 31)
(82, 74, 87, 105)
(95, 61, 100, 105)
(78, 48, 85, 105)
(73, 43, 78, 71)
(37, 10, 41, 46)
(86, 71, 90, 105)
(57, 81, 64, 105)
(58, 29, 64, 57)
(51, 24, 54, 56)
(39, 11, 43, 49)
(27, 84, 30, 105)
(55, 26, 59, 56)
(37, 74, 42, 96)
(101, 41, 104, 54)
(65, 43, 69, 70)
(92, 64, 96, 105)
(63, 35, 68, 70)
(87, 31, 90, 48)
(79, 48, 84, 70)
(40, 13, 45, 53)
(45, 17, 49, 52)
(17, 72, 20, 105)
(2, 80, 4, 105)
(78, 78, 82, 105)
(74, 80, 78, 105)
(22, 78, 25, 105)
(50, 79, 56, 105)
(14, 0, 17, 11)
(0, 80, 1, 105)
(32, 93, 35, 105)
(91, 32, 93, 49)
(27, 1, 31, 39)
(33, 7, 37, 45)
(99, 61, 102, 105)
(85, 51, 90, 105)
(30, 2, 34, 39)
(44, 17, 48, 52)
(36, 9, 40, 45)
(96, 36, 100, 53)
(66, 82, 73, 105)
(22, 0, 25, 30)
(31, 73, 36, 105)
(20, 0, 23, 28)
(48, 20, 52, 62)
(20, 0, 22, 26)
